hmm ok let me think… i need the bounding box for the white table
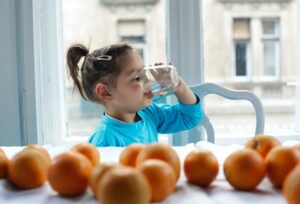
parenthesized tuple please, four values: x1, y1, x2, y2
(0, 141, 295, 204)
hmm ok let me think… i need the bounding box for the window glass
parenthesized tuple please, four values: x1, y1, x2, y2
(62, 0, 166, 137)
(235, 41, 248, 76)
(203, 1, 298, 141)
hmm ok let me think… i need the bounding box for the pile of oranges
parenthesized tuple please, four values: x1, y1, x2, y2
(225, 135, 300, 204)
(0, 136, 300, 203)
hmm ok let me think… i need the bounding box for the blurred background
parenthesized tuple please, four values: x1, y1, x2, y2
(63, 0, 299, 143)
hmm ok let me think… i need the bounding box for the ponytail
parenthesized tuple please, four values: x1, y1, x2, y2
(66, 43, 133, 103)
(66, 44, 89, 100)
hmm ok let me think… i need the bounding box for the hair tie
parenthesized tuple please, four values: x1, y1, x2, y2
(95, 55, 112, 61)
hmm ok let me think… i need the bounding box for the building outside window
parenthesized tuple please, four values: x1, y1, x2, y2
(118, 19, 147, 61)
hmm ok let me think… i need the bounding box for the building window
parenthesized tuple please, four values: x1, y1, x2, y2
(235, 41, 249, 76)
(233, 18, 251, 77)
(118, 19, 146, 60)
(262, 18, 280, 77)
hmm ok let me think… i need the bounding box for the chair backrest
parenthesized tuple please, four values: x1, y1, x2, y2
(171, 83, 265, 145)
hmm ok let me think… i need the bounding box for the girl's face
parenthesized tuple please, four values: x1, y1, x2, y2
(109, 50, 153, 113)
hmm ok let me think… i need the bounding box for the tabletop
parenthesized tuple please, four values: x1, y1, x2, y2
(0, 141, 296, 204)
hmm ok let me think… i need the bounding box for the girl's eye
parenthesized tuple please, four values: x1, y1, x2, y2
(132, 76, 140, 82)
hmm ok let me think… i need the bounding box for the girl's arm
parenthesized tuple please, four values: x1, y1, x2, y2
(173, 78, 197, 105)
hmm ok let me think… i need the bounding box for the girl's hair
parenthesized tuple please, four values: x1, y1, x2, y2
(66, 43, 133, 103)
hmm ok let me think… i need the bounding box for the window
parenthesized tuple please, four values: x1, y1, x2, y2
(62, 0, 166, 140)
(235, 41, 250, 76)
(22, 0, 299, 145)
(203, 1, 299, 143)
(118, 19, 147, 60)
(262, 18, 280, 77)
(233, 18, 251, 77)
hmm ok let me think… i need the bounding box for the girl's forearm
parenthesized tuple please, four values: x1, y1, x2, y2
(174, 79, 197, 105)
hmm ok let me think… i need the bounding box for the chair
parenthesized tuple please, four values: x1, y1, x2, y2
(171, 83, 265, 145)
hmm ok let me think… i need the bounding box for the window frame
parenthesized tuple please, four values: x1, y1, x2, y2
(32, 0, 67, 145)
(296, 0, 300, 131)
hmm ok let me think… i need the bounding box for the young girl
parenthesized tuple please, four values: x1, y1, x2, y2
(67, 43, 203, 147)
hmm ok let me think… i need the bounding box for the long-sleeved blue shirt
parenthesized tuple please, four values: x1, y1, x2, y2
(88, 95, 203, 147)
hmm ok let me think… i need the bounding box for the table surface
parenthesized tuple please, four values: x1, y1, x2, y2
(1, 141, 297, 204)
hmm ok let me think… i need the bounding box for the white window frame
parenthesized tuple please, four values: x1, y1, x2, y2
(14, 0, 299, 145)
(32, 0, 67, 145)
(296, 0, 300, 132)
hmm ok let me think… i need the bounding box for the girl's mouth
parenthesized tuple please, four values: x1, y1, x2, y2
(144, 91, 154, 99)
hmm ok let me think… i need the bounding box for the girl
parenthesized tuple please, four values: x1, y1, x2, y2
(67, 43, 203, 147)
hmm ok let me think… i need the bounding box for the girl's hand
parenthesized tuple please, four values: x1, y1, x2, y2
(147, 62, 177, 96)
(148, 62, 197, 104)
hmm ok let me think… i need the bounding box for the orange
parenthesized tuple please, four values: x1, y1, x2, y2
(137, 159, 176, 201)
(245, 135, 280, 158)
(8, 149, 49, 189)
(119, 143, 145, 167)
(136, 143, 180, 181)
(23, 144, 51, 169)
(97, 167, 150, 204)
(0, 148, 9, 179)
(184, 149, 219, 187)
(89, 162, 118, 197)
(283, 164, 300, 204)
(293, 143, 300, 154)
(265, 146, 300, 188)
(71, 143, 100, 167)
(223, 149, 265, 190)
(48, 151, 93, 196)
(24, 144, 51, 161)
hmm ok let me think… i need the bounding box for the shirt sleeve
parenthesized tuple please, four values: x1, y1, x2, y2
(143, 94, 203, 134)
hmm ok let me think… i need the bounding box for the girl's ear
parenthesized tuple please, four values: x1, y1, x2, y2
(95, 83, 112, 102)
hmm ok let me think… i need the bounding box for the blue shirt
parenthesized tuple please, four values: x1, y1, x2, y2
(88, 95, 203, 147)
